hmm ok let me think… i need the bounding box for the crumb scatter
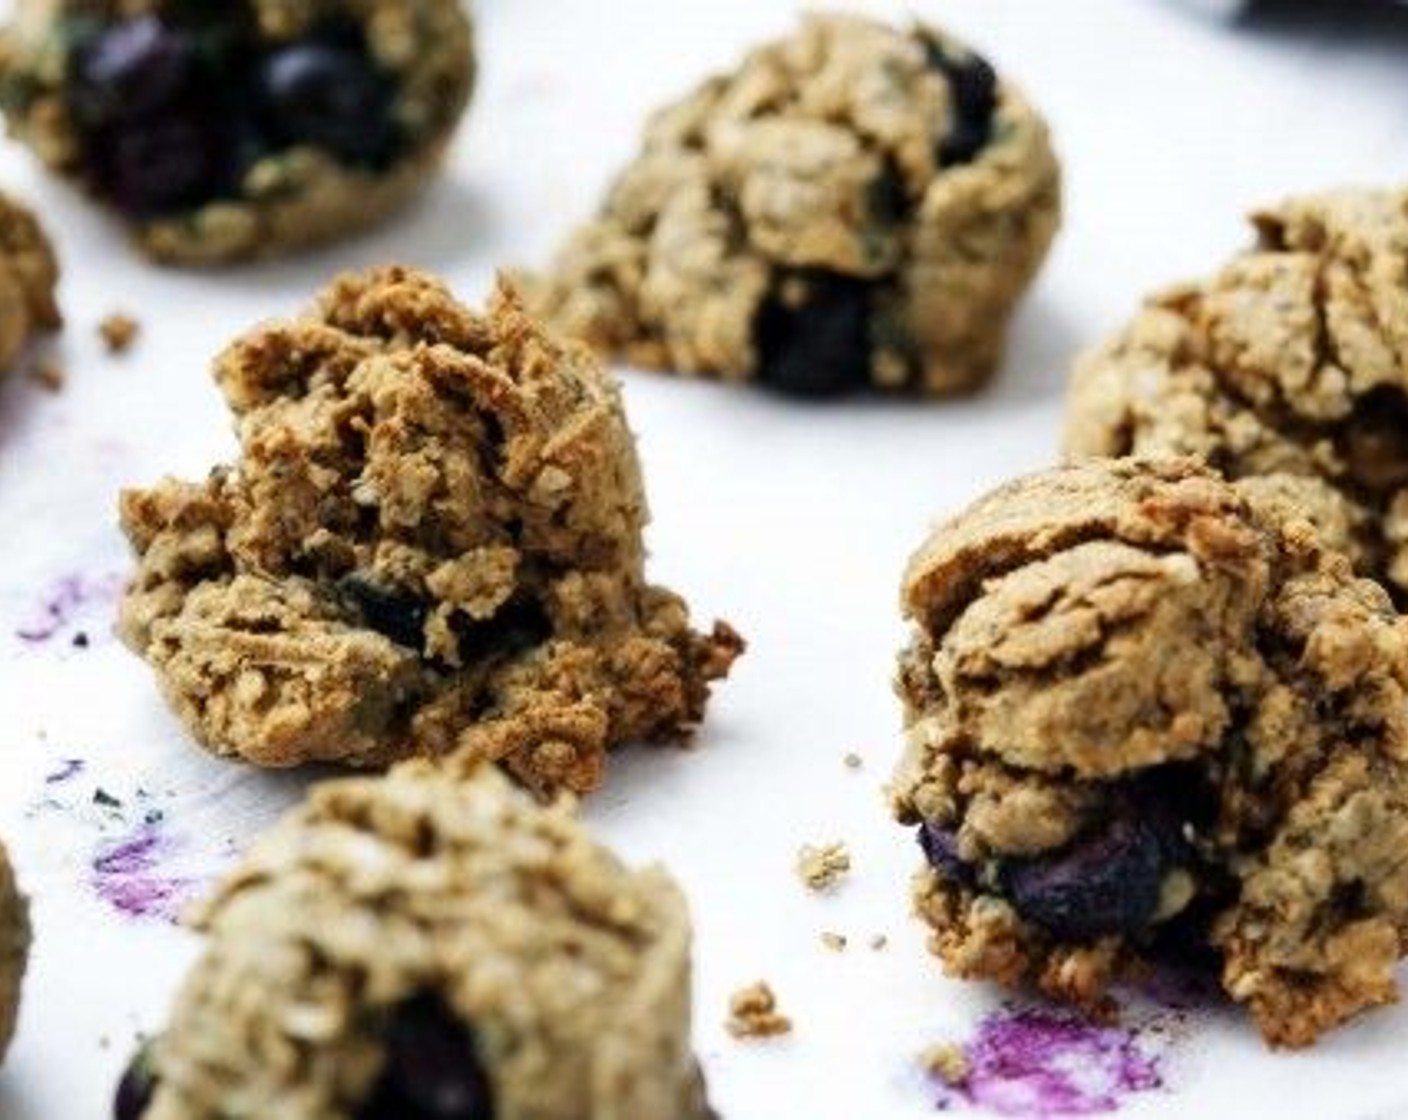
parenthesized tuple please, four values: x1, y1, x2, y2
(796, 841, 852, 892)
(726, 981, 793, 1040)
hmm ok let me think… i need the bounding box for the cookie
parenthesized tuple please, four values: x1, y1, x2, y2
(117, 267, 742, 794)
(892, 457, 1408, 1048)
(115, 762, 712, 1120)
(0, 0, 473, 264)
(1066, 186, 1408, 599)
(0, 189, 60, 372)
(523, 12, 1060, 398)
(0, 840, 27, 1065)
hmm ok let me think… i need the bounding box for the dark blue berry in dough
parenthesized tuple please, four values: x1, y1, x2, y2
(339, 575, 432, 651)
(918, 822, 977, 889)
(925, 41, 998, 165)
(91, 109, 228, 217)
(999, 813, 1166, 940)
(255, 42, 397, 166)
(755, 272, 872, 398)
(358, 995, 495, 1119)
(113, 1042, 158, 1120)
(72, 16, 197, 124)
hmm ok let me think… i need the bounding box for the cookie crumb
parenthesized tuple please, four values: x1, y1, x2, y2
(30, 360, 64, 391)
(796, 841, 851, 892)
(99, 312, 140, 354)
(820, 931, 848, 952)
(920, 1042, 970, 1086)
(843, 751, 864, 770)
(869, 933, 888, 951)
(726, 981, 793, 1040)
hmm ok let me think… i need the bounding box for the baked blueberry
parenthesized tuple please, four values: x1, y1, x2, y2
(255, 41, 398, 166)
(113, 1042, 158, 1120)
(71, 16, 197, 125)
(917, 822, 976, 889)
(999, 813, 1166, 940)
(90, 109, 228, 217)
(358, 995, 495, 1119)
(925, 41, 998, 165)
(755, 272, 872, 398)
(339, 574, 432, 651)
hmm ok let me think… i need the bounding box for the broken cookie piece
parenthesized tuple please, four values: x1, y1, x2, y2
(115, 763, 712, 1119)
(0, 0, 474, 264)
(1066, 186, 1408, 601)
(0, 840, 28, 1065)
(117, 267, 742, 794)
(524, 12, 1060, 398)
(893, 457, 1408, 1048)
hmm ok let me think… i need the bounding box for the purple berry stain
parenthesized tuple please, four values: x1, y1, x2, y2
(930, 1007, 1164, 1116)
(90, 824, 197, 924)
(45, 758, 86, 785)
(16, 572, 124, 643)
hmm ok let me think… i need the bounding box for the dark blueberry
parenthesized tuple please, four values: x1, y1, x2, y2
(924, 40, 998, 166)
(452, 596, 552, 662)
(917, 822, 976, 889)
(868, 166, 908, 227)
(999, 813, 1166, 940)
(358, 995, 495, 1120)
(72, 16, 198, 125)
(755, 271, 872, 398)
(91, 109, 228, 217)
(339, 574, 431, 650)
(938, 117, 992, 167)
(113, 1042, 158, 1120)
(255, 42, 398, 166)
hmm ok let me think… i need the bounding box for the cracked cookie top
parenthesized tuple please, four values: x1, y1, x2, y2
(0, 0, 474, 263)
(127, 763, 709, 1120)
(524, 11, 1059, 397)
(117, 267, 742, 794)
(894, 457, 1408, 1047)
(1067, 186, 1408, 601)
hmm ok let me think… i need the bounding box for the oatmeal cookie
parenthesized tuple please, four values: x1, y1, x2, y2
(117, 267, 742, 794)
(893, 457, 1408, 1048)
(0, 189, 59, 372)
(524, 12, 1060, 398)
(0, 0, 473, 264)
(1067, 186, 1408, 599)
(114, 763, 711, 1120)
(0, 840, 27, 1064)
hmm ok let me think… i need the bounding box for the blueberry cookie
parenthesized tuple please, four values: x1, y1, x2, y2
(0, 189, 60, 372)
(0, 0, 473, 264)
(524, 12, 1060, 398)
(1067, 187, 1408, 600)
(0, 840, 27, 1064)
(117, 267, 742, 794)
(114, 762, 711, 1119)
(893, 457, 1408, 1048)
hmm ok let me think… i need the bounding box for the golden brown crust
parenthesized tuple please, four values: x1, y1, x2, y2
(147, 763, 711, 1119)
(1066, 186, 1408, 599)
(523, 13, 1059, 395)
(118, 267, 742, 794)
(894, 457, 1408, 1047)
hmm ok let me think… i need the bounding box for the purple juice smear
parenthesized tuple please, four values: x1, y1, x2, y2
(16, 572, 123, 643)
(44, 758, 85, 785)
(90, 825, 196, 923)
(934, 1008, 1163, 1116)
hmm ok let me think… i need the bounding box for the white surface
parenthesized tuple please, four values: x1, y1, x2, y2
(3, 1, 1408, 1117)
